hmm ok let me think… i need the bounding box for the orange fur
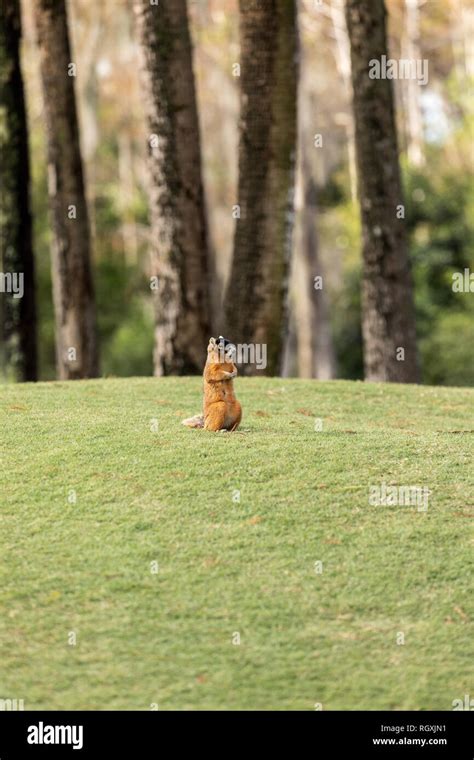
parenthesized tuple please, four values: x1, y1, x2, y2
(182, 337, 242, 432)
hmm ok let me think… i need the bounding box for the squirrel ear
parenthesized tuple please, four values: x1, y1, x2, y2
(208, 337, 216, 350)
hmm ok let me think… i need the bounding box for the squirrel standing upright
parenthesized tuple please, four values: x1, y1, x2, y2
(182, 336, 242, 432)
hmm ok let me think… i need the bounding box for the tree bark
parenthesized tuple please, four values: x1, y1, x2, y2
(224, 0, 298, 376)
(0, 0, 37, 381)
(134, 0, 211, 375)
(345, 0, 419, 383)
(33, 0, 99, 379)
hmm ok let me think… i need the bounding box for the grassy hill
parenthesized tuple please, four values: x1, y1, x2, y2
(0, 377, 472, 710)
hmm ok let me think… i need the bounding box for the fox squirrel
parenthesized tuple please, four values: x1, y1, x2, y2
(182, 336, 242, 432)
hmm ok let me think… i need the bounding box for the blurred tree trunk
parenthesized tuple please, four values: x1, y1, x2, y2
(450, 0, 474, 82)
(294, 144, 336, 379)
(118, 132, 139, 265)
(281, 303, 298, 376)
(72, 7, 103, 243)
(291, 29, 336, 381)
(345, 0, 419, 383)
(225, 0, 298, 376)
(403, 0, 425, 167)
(33, 0, 99, 379)
(134, 0, 211, 375)
(0, 0, 37, 381)
(330, 0, 357, 203)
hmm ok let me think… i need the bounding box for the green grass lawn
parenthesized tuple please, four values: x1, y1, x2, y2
(0, 377, 472, 710)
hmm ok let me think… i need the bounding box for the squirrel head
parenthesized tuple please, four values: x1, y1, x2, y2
(207, 336, 236, 364)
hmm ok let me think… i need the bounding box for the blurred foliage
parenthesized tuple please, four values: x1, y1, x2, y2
(407, 153, 474, 386)
(321, 141, 474, 387)
(19, 0, 473, 386)
(31, 129, 154, 379)
(95, 257, 154, 378)
(318, 176, 363, 381)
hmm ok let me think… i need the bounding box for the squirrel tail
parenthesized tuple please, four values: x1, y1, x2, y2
(182, 414, 204, 429)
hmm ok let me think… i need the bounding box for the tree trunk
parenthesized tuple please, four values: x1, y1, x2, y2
(403, 0, 425, 168)
(345, 0, 419, 383)
(224, 0, 298, 376)
(33, 0, 99, 380)
(134, 0, 211, 375)
(330, 0, 357, 203)
(0, 0, 37, 382)
(294, 149, 336, 379)
(292, 31, 336, 380)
